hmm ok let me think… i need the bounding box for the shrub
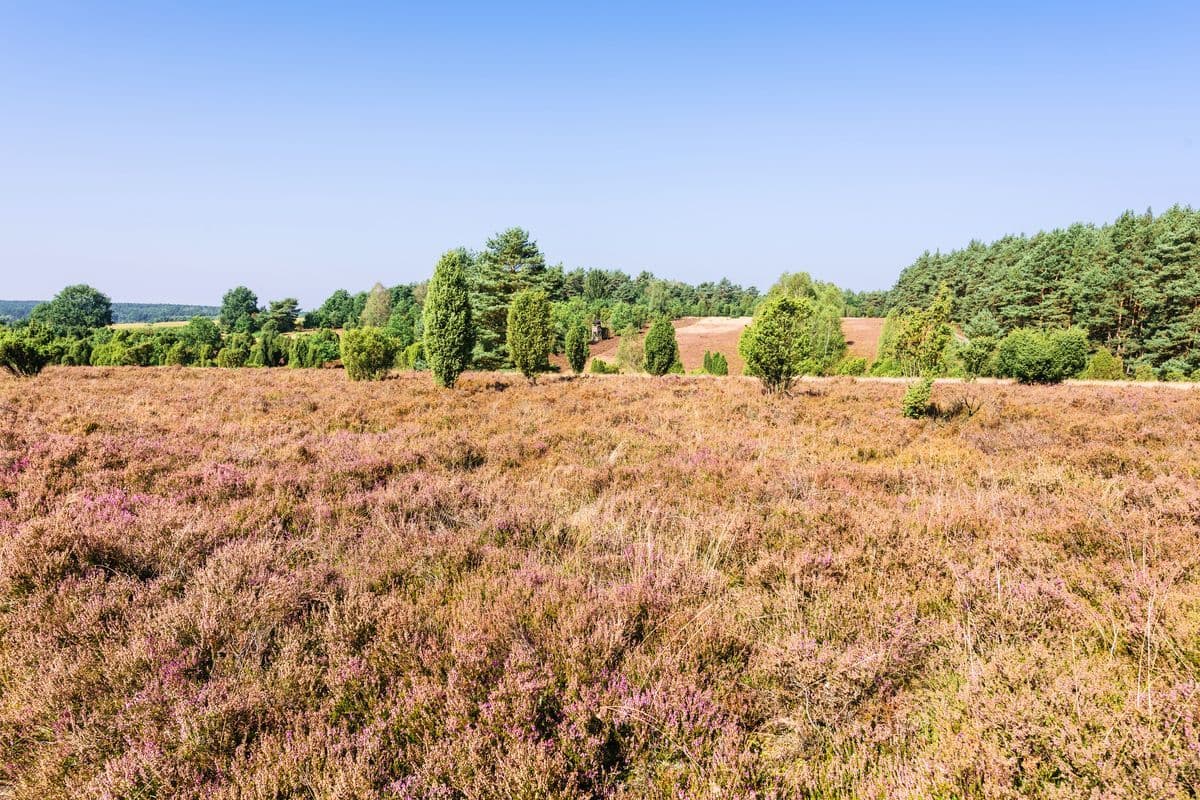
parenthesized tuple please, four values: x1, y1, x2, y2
(90, 340, 130, 366)
(340, 327, 396, 381)
(643, 318, 679, 376)
(589, 358, 618, 374)
(1048, 328, 1088, 378)
(901, 377, 934, 419)
(0, 335, 49, 377)
(507, 289, 554, 383)
(215, 333, 254, 368)
(703, 350, 729, 376)
(994, 327, 1088, 383)
(739, 295, 814, 392)
(423, 249, 475, 388)
(1132, 364, 1157, 381)
(398, 341, 426, 371)
(614, 328, 644, 373)
(832, 356, 867, 376)
(565, 321, 590, 374)
(958, 335, 997, 377)
(1080, 347, 1124, 380)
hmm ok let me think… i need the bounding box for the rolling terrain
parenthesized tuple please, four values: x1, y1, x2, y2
(583, 316, 885, 371)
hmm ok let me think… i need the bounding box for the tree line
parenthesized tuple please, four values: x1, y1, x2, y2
(881, 205, 1200, 378)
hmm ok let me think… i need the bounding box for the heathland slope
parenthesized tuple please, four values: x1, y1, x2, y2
(584, 316, 885, 372)
(1, 370, 1198, 798)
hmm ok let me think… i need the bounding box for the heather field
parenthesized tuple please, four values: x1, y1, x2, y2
(3, 369, 1200, 799)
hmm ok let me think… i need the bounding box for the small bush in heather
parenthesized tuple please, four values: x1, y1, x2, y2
(614, 328, 644, 373)
(703, 351, 729, 375)
(643, 317, 679, 376)
(565, 321, 589, 374)
(340, 327, 396, 381)
(901, 377, 934, 418)
(215, 333, 253, 368)
(0, 335, 49, 377)
(1132, 364, 1156, 381)
(398, 341, 425, 371)
(589, 358, 618, 374)
(833, 356, 867, 376)
(994, 327, 1088, 383)
(1080, 347, 1124, 380)
(506, 289, 553, 383)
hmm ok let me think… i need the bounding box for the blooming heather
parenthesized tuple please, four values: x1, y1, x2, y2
(1, 368, 1199, 798)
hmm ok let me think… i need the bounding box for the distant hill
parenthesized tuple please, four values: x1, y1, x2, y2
(0, 300, 219, 325)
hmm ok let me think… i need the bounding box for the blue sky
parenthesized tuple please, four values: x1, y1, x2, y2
(2, 1, 1198, 306)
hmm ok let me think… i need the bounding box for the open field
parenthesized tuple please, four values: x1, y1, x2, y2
(2, 368, 1200, 798)
(583, 316, 886, 372)
(109, 319, 195, 330)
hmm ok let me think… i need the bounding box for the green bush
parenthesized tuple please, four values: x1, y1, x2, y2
(1132, 364, 1157, 381)
(703, 351, 729, 376)
(341, 327, 396, 381)
(994, 327, 1088, 383)
(832, 356, 867, 376)
(901, 377, 934, 419)
(565, 321, 590, 374)
(507, 289, 553, 383)
(1080, 347, 1124, 380)
(423, 249, 475, 388)
(643, 318, 679, 376)
(398, 341, 425, 371)
(739, 295, 814, 392)
(614, 328, 644, 373)
(215, 333, 254, 368)
(0, 335, 49, 377)
(90, 340, 130, 366)
(958, 335, 997, 377)
(589, 358, 618, 374)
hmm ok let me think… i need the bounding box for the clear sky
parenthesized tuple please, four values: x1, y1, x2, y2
(2, 1, 1198, 307)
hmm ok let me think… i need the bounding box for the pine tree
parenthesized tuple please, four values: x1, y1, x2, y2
(506, 289, 553, 383)
(565, 321, 589, 374)
(471, 228, 546, 369)
(424, 249, 476, 388)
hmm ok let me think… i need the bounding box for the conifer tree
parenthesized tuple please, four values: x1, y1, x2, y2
(643, 317, 679, 376)
(471, 228, 546, 369)
(565, 321, 590, 374)
(739, 295, 814, 393)
(424, 249, 476, 388)
(506, 289, 553, 383)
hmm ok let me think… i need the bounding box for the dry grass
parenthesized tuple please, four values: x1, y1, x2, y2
(841, 317, 885, 360)
(2, 368, 1199, 798)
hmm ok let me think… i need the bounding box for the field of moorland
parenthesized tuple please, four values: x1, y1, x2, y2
(578, 317, 885, 373)
(2, 368, 1200, 799)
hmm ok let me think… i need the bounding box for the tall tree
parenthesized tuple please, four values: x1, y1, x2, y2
(424, 249, 476, 388)
(472, 227, 546, 369)
(360, 282, 393, 328)
(265, 298, 300, 332)
(219, 286, 259, 332)
(29, 284, 113, 333)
